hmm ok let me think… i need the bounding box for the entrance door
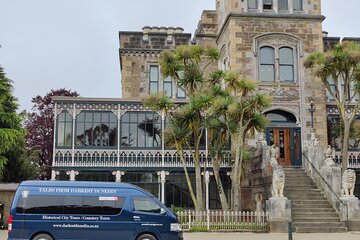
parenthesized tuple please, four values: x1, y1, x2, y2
(266, 128, 301, 166)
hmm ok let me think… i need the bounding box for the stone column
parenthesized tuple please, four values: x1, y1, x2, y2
(266, 196, 292, 232)
(157, 171, 169, 204)
(340, 197, 360, 230)
(66, 170, 79, 181)
(203, 171, 213, 210)
(112, 170, 125, 183)
(51, 170, 60, 181)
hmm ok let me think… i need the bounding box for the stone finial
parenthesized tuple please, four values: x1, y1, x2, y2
(341, 169, 357, 198)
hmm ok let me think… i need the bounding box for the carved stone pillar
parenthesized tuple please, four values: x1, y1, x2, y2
(66, 170, 79, 181)
(112, 170, 125, 183)
(51, 170, 60, 181)
(157, 171, 169, 204)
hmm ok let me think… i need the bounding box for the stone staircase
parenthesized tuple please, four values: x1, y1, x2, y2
(283, 167, 347, 233)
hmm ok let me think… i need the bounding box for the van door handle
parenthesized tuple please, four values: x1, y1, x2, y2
(133, 216, 141, 221)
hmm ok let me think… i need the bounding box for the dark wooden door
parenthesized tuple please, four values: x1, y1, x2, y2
(266, 128, 291, 166)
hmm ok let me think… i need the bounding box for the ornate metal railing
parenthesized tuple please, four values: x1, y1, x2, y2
(177, 210, 268, 232)
(53, 149, 231, 168)
(334, 151, 360, 168)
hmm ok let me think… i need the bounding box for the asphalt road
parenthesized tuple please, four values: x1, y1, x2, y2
(2, 231, 360, 240)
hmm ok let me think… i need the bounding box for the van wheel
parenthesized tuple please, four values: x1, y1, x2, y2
(136, 234, 156, 240)
(32, 233, 53, 240)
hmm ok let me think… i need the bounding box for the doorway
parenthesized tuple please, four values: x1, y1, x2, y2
(265, 110, 302, 166)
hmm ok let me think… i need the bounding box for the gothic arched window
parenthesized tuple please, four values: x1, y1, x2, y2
(279, 47, 294, 82)
(260, 47, 275, 82)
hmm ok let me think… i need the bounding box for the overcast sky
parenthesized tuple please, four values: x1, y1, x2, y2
(0, 0, 360, 111)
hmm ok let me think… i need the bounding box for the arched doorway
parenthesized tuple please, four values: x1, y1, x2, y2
(265, 110, 302, 166)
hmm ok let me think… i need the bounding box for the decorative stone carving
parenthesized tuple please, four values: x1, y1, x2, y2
(272, 166, 285, 198)
(269, 144, 279, 167)
(341, 169, 357, 198)
(323, 145, 335, 167)
(66, 170, 79, 181)
(259, 86, 299, 101)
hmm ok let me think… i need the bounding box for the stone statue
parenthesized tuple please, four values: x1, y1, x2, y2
(272, 166, 285, 198)
(269, 144, 279, 167)
(341, 169, 356, 197)
(323, 145, 335, 167)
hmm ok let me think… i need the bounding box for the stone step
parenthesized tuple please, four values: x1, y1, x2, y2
(292, 208, 336, 213)
(292, 212, 340, 218)
(292, 222, 345, 228)
(287, 196, 326, 200)
(285, 186, 319, 191)
(293, 203, 333, 209)
(292, 217, 341, 222)
(295, 227, 347, 233)
(293, 200, 330, 204)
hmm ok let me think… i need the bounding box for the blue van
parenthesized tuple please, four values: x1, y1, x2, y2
(8, 181, 182, 240)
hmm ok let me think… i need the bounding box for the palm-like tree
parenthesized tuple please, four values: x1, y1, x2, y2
(304, 41, 360, 172)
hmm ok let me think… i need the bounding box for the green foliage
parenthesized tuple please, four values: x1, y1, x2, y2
(0, 66, 25, 180)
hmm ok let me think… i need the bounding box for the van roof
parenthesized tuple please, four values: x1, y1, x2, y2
(19, 181, 145, 191)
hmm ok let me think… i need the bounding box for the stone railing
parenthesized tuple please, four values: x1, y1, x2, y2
(53, 149, 231, 168)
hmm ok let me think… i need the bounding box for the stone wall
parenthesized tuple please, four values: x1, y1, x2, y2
(119, 27, 192, 99)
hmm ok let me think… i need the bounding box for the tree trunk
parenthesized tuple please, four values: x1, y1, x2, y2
(231, 134, 242, 211)
(194, 158, 204, 211)
(213, 155, 229, 211)
(177, 146, 199, 210)
(341, 121, 351, 173)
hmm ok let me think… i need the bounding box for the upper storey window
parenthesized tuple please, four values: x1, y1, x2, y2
(259, 46, 295, 83)
(278, 0, 288, 10)
(247, 0, 303, 12)
(148, 65, 186, 99)
(293, 0, 303, 11)
(149, 65, 159, 94)
(263, 0, 273, 10)
(248, 0, 258, 9)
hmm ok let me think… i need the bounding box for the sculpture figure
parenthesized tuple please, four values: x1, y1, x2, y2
(323, 145, 335, 167)
(341, 169, 356, 197)
(272, 166, 285, 198)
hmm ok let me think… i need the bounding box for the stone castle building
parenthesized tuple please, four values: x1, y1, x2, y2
(51, 0, 360, 209)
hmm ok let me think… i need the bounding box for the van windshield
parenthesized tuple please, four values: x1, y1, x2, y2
(16, 195, 125, 215)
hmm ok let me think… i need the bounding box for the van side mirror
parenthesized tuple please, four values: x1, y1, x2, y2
(160, 208, 167, 215)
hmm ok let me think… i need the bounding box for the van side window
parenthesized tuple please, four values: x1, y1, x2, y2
(133, 198, 162, 214)
(16, 195, 125, 215)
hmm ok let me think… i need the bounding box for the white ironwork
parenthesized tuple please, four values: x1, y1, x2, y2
(334, 151, 360, 169)
(157, 170, 169, 204)
(177, 210, 268, 232)
(53, 149, 231, 168)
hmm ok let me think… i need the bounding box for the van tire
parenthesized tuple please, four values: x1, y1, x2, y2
(136, 233, 156, 240)
(32, 233, 53, 240)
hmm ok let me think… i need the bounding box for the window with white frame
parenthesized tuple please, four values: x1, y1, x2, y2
(326, 76, 359, 102)
(259, 46, 295, 83)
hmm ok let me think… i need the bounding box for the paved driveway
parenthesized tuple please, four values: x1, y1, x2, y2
(2, 231, 360, 240)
